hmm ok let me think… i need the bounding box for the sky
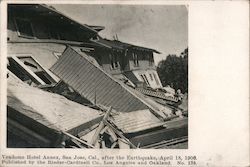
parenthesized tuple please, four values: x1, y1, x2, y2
(52, 4, 188, 65)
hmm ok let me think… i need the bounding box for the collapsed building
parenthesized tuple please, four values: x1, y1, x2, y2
(7, 4, 188, 148)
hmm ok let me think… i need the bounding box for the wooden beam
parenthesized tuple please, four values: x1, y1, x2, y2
(107, 127, 118, 142)
(90, 107, 112, 146)
(103, 120, 136, 149)
(100, 126, 109, 135)
(62, 131, 94, 148)
(27, 55, 60, 83)
(118, 138, 130, 149)
(10, 56, 46, 85)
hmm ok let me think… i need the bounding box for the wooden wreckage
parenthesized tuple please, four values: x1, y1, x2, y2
(7, 46, 188, 149)
(7, 4, 188, 149)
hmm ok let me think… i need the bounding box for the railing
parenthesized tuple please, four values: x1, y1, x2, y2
(136, 88, 179, 102)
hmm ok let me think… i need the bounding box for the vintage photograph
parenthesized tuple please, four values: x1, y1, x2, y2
(6, 4, 188, 149)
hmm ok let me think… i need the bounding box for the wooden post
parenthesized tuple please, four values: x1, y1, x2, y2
(62, 131, 94, 148)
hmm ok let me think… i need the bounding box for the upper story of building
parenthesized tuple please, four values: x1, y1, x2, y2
(88, 38, 160, 75)
(7, 4, 162, 89)
(7, 4, 102, 44)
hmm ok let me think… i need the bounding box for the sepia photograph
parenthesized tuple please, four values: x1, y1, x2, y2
(1, 0, 249, 166)
(6, 4, 188, 149)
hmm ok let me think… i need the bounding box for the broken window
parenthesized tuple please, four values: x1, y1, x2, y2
(7, 55, 57, 86)
(132, 53, 139, 67)
(110, 54, 119, 70)
(15, 18, 35, 38)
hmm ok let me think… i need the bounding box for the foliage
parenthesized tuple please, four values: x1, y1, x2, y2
(157, 48, 188, 93)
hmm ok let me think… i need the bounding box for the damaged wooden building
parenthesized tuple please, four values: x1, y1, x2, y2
(7, 4, 188, 149)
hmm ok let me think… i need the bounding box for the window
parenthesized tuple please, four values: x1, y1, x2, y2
(8, 55, 57, 86)
(149, 54, 154, 66)
(15, 18, 35, 38)
(91, 35, 99, 41)
(149, 59, 153, 66)
(153, 73, 160, 85)
(132, 53, 139, 67)
(140, 74, 150, 86)
(149, 73, 154, 81)
(110, 54, 120, 69)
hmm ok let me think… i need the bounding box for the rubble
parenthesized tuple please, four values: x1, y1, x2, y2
(6, 4, 188, 149)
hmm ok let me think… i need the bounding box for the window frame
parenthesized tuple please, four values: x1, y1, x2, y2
(149, 73, 154, 81)
(109, 53, 120, 70)
(8, 54, 58, 85)
(148, 54, 154, 66)
(140, 74, 150, 86)
(132, 52, 139, 67)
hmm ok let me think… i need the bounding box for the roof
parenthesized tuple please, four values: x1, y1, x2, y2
(50, 46, 172, 120)
(40, 4, 98, 34)
(50, 46, 149, 113)
(7, 76, 103, 135)
(8, 4, 98, 35)
(92, 38, 161, 53)
(112, 109, 165, 133)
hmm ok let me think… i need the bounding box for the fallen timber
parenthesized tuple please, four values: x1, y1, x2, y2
(8, 61, 187, 149)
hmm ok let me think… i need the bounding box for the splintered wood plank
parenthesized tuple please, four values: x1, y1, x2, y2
(10, 55, 46, 85)
(107, 127, 118, 142)
(90, 107, 112, 146)
(118, 138, 130, 149)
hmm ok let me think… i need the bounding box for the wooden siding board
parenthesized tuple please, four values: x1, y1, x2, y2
(70, 63, 91, 91)
(70, 67, 89, 89)
(51, 49, 72, 76)
(92, 75, 112, 104)
(61, 52, 84, 83)
(66, 65, 85, 89)
(77, 67, 96, 95)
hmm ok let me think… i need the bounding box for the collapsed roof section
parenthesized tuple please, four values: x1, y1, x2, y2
(50, 46, 168, 119)
(7, 76, 103, 137)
